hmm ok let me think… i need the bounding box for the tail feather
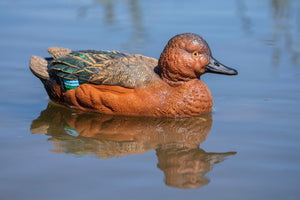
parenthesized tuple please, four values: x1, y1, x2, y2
(47, 47, 72, 59)
(30, 55, 49, 80)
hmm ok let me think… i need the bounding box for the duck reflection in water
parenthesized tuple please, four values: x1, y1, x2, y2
(31, 103, 236, 189)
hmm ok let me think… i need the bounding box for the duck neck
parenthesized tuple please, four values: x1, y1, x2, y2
(156, 79, 212, 117)
(157, 48, 197, 87)
(174, 80, 213, 116)
(157, 64, 199, 87)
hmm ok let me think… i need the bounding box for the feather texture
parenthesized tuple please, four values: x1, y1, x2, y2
(48, 49, 159, 89)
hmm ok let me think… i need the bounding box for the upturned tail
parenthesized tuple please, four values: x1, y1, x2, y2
(29, 55, 49, 82)
(30, 55, 63, 102)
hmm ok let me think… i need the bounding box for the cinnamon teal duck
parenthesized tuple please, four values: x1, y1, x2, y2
(30, 33, 237, 117)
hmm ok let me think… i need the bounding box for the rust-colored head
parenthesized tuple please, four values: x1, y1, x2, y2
(157, 33, 237, 86)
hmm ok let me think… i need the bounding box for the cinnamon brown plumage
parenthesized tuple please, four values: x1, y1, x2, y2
(30, 33, 237, 117)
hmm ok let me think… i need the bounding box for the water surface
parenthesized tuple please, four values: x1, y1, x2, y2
(0, 0, 300, 199)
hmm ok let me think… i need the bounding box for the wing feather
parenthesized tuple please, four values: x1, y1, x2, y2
(48, 50, 159, 90)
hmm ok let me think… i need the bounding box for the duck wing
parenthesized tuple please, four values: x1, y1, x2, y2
(49, 49, 159, 90)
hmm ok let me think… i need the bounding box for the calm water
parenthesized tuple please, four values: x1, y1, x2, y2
(1, 0, 300, 199)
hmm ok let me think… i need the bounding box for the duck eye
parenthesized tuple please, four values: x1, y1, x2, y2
(192, 51, 199, 57)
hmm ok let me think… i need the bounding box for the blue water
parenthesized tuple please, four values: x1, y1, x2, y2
(1, 0, 300, 199)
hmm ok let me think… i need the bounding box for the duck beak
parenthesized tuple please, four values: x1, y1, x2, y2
(205, 57, 238, 75)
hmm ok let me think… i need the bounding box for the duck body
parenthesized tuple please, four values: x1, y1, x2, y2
(30, 33, 237, 117)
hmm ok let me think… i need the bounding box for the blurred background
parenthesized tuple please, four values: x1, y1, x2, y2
(0, 0, 300, 199)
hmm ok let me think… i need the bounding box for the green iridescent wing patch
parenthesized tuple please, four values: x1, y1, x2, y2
(49, 50, 158, 91)
(49, 50, 124, 86)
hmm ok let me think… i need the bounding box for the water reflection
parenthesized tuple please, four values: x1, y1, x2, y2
(269, 0, 300, 67)
(157, 147, 235, 189)
(31, 103, 236, 189)
(77, 0, 145, 51)
(236, 0, 300, 67)
(235, 0, 253, 36)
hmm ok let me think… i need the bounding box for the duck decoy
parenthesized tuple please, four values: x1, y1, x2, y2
(30, 33, 237, 117)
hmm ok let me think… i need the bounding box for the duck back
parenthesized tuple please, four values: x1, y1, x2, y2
(49, 50, 161, 90)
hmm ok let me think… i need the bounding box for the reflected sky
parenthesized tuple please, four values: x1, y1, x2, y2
(75, 0, 146, 51)
(1, 0, 300, 198)
(236, 0, 300, 67)
(67, 0, 300, 67)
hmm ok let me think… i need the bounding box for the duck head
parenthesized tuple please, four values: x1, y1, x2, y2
(157, 33, 238, 87)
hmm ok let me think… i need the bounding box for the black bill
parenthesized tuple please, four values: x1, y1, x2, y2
(205, 57, 238, 75)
